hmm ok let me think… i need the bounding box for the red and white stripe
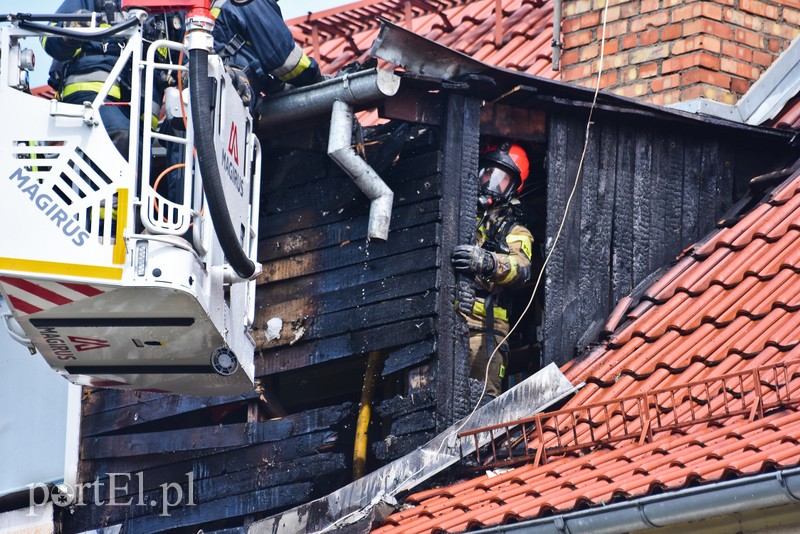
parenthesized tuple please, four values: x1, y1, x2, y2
(0, 276, 105, 316)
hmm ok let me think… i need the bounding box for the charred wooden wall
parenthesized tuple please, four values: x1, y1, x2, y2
(543, 110, 791, 366)
(60, 93, 477, 532)
(60, 387, 351, 532)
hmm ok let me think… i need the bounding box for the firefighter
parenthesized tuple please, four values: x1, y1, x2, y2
(451, 141, 534, 399)
(44, 0, 182, 157)
(210, 0, 323, 106)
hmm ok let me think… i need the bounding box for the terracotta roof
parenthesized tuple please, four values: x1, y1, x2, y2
(769, 93, 800, 131)
(287, 0, 559, 81)
(373, 167, 800, 533)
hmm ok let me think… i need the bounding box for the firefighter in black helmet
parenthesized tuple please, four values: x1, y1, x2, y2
(452, 141, 534, 399)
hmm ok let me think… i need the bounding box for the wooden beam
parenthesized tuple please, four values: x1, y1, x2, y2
(480, 103, 546, 142)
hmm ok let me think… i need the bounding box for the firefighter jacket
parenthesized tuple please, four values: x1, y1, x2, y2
(211, 0, 322, 89)
(44, 0, 128, 100)
(44, 0, 180, 127)
(468, 201, 533, 330)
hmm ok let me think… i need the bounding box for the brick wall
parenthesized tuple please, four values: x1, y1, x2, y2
(561, 0, 800, 106)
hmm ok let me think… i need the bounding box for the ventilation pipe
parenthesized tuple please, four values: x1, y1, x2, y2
(552, 0, 562, 70)
(327, 99, 394, 241)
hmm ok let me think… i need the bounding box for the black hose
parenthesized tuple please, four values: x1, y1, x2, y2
(189, 48, 256, 279)
(18, 16, 139, 41)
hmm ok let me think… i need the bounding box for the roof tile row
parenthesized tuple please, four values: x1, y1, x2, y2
(375, 170, 800, 532)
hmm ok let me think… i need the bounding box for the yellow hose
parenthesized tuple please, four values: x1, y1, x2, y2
(353, 351, 384, 480)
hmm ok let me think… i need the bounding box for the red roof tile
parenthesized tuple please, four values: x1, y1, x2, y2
(287, 0, 560, 81)
(374, 169, 800, 533)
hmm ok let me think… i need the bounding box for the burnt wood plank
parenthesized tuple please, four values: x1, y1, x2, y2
(435, 94, 479, 428)
(257, 317, 435, 375)
(258, 199, 440, 261)
(82, 403, 352, 458)
(373, 430, 436, 461)
(120, 483, 313, 534)
(576, 116, 602, 352)
(647, 132, 669, 270)
(631, 127, 654, 286)
(717, 143, 735, 220)
(681, 134, 702, 248)
(255, 291, 437, 350)
(375, 388, 435, 418)
(610, 124, 637, 303)
(382, 340, 437, 376)
(698, 138, 721, 236)
(255, 270, 437, 342)
(262, 151, 442, 217)
(663, 132, 685, 259)
(389, 410, 436, 436)
(582, 121, 618, 347)
(81, 451, 345, 518)
(82, 393, 258, 437)
(260, 173, 442, 237)
(556, 115, 587, 362)
(258, 247, 437, 306)
(82, 389, 168, 416)
(543, 114, 570, 366)
(257, 223, 438, 284)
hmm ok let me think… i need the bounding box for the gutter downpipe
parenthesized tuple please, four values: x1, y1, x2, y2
(328, 100, 394, 241)
(552, 0, 562, 71)
(258, 69, 400, 241)
(476, 466, 800, 533)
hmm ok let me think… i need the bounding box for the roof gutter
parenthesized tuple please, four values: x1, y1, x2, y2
(476, 467, 800, 534)
(257, 68, 400, 128)
(258, 68, 401, 241)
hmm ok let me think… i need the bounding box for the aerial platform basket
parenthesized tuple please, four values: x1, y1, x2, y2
(0, 15, 261, 395)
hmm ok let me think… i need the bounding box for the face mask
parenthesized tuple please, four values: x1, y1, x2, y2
(478, 166, 519, 210)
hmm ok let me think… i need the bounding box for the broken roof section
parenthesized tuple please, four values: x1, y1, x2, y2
(373, 162, 800, 532)
(286, 0, 558, 80)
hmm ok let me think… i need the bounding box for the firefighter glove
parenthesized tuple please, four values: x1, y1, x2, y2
(452, 245, 496, 279)
(225, 66, 253, 107)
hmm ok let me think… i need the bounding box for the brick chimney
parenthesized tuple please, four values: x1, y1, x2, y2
(560, 0, 800, 106)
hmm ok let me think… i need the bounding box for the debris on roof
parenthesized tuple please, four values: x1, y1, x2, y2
(373, 166, 800, 532)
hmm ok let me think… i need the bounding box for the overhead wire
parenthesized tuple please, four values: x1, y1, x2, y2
(317, 1, 614, 531)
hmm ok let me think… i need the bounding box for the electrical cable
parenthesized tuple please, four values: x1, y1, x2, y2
(468, 0, 612, 425)
(315, 2, 614, 531)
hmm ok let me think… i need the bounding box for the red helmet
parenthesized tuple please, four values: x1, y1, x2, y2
(478, 142, 530, 201)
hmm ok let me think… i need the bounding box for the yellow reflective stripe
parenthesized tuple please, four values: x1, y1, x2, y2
(157, 46, 168, 59)
(27, 141, 39, 174)
(0, 257, 123, 281)
(279, 53, 312, 82)
(62, 82, 121, 99)
(507, 233, 533, 259)
(471, 300, 508, 322)
(499, 257, 519, 284)
(211, 7, 221, 18)
(142, 113, 159, 131)
(112, 188, 128, 265)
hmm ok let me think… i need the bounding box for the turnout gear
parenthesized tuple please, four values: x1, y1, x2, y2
(455, 142, 534, 399)
(225, 65, 253, 107)
(452, 244, 497, 279)
(211, 0, 323, 99)
(44, 0, 182, 156)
